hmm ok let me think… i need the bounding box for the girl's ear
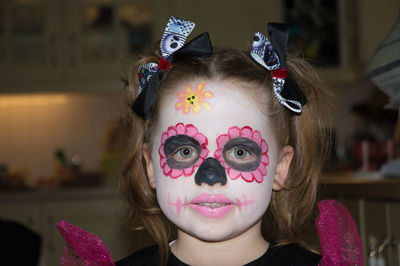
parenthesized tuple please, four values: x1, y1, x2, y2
(143, 143, 156, 189)
(273, 145, 294, 191)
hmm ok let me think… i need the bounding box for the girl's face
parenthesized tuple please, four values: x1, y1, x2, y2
(144, 78, 292, 242)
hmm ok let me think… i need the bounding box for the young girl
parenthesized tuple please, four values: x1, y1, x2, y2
(57, 16, 363, 266)
(117, 16, 330, 266)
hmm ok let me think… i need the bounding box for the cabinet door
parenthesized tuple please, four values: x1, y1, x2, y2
(0, 0, 63, 91)
(388, 203, 400, 266)
(59, 0, 158, 92)
(0, 201, 41, 234)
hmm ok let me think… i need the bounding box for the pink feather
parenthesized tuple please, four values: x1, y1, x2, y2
(56, 220, 115, 266)
(316, 200, 364, 266)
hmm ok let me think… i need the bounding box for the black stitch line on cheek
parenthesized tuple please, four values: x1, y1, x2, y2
(222, 138, 262, 172)
(164, 135, 202, 169)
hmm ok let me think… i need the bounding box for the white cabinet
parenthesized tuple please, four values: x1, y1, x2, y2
(339, 198, 400, 266)
(0, 190, 149, 265)
(0, 200, 42, 234)
(0, 0, 165, 92)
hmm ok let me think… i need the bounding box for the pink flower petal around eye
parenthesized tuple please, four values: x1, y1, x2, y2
(170, 168, 183, 178)
(261, 154, 269, 164)
(261, 140, 268, 153)
(183, 167, 195, 176)
(214, 149, 222, 159)
(160, 157, 167, 167)
(185, 124, 198, 136)
(241, 126, 253, 139)
(253, 130, 262, 145)
(194, 159, 202, 167)
(167, 127, 177, 137)
(217, 134, 229, 148)
(161, 133, 168, 143)
(158, 145, 165, 156)
(253, 168, 264, 183)
(194, 133, 207, 145)
(163, 165, 172, 176)
(176, 123, 185, 134)
(228, 126, 241, 138)
(200, 148, 209, 159)
(227, 168, 241, 180)
(259, 164, 267, 176)
(241, 172, 254, 182)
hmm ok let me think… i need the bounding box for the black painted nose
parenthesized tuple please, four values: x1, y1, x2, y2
(195, 157, 227, 186)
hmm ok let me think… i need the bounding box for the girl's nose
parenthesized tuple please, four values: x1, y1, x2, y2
(195, 157, 227, 186)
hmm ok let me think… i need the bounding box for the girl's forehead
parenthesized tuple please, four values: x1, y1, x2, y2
(157, 79, 272, 138)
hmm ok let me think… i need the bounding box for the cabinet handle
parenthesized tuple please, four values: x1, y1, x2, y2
(369, 235, 399, 263)
(69, 34, 77, 67)
(50, 34, 58, 67)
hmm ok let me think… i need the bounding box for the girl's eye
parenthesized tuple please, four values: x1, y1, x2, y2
(173, 146, 198, 161)
(222, 138, 262, 172)
(232, 147, 249, 159)
(226, 146, 254, 162)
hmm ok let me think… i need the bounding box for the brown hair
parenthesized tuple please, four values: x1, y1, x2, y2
(119, 47, 332, 265)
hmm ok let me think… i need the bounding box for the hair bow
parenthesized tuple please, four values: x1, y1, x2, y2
(133, 16, 213, 119)
(250, 23, 307, 113)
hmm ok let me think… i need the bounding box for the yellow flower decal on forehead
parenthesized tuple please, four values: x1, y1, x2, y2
(175, 81, 214, 115)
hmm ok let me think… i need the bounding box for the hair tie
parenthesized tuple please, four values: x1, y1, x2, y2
(250, 23, 307, 113)
(132, 16, 213, 119)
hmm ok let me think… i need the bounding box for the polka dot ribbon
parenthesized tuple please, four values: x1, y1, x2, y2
(137, 16, 195, 95)
(250, 23, 307, 113)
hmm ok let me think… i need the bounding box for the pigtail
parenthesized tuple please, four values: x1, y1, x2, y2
(119, 49, 171, 266)
(269, 54, 333, 245)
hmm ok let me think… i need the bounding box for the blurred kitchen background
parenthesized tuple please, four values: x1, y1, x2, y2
(1, 0, 400, 265)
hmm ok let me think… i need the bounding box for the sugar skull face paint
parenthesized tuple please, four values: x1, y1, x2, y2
(175, 81, 214, 115)
(168, 193, 254, 217)
(214, 126, 269, 183)
(149, 78, 282, 242)
(158, 123, 209, 178)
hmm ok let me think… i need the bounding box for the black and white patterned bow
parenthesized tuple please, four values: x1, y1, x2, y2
(133, 16, 213, 119)
(250, 23, 307, 113)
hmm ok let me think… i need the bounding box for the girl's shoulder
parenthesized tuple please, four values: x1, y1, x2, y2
(246, 244, 321, 266)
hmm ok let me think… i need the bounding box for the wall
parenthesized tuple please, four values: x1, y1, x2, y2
(0, 92, 124, 186)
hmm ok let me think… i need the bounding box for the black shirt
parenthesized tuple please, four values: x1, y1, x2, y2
(117, 244, 321, 265)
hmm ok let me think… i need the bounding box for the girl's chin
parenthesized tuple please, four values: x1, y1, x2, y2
(174, 220, 251, 243)
(184, 228, 240, 243)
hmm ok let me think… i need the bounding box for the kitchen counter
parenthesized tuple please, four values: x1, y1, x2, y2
(320, 171, 400, 201)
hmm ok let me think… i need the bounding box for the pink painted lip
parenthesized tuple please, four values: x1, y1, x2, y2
(189, 193, 235, 218)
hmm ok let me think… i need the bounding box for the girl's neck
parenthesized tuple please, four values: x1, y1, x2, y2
(170, 220, 268, 266)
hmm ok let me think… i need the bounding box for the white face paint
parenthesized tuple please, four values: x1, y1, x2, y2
(149, 79, 280, 242)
